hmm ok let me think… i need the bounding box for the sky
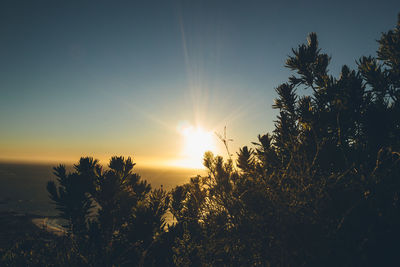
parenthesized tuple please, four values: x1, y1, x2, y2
(0, 0, 399, 167)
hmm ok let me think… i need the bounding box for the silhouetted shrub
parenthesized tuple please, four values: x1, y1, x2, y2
(169, 14, 400, 267)
(47, 156, 169, 266)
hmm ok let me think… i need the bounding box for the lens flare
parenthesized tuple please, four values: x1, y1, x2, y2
(173, 124, 216, 168)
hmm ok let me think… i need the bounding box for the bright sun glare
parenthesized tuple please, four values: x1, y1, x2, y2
(174, 125, 216, 169)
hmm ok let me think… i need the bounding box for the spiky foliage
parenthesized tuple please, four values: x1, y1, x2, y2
(170, 14, 400, 267)
(46, 156, 169, 266)
(47, 157, 99, 235)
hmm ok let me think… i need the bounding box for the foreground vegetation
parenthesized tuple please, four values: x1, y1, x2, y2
(2, 14, 400, 267)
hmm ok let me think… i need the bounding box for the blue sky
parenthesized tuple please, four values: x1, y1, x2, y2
(0, 0, 399, 165)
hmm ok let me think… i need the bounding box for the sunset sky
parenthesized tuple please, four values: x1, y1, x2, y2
(0, 0, 398, 167)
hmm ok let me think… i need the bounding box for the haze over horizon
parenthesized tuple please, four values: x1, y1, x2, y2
(1, 0, 399, 167)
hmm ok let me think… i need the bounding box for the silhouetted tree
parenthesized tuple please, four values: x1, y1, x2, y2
(169, 14, 400, 267)
(46, 156, 169, 266)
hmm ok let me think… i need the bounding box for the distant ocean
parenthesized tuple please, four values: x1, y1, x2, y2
(0, 162, 204, 217)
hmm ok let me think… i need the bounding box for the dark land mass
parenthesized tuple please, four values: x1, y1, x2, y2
(0, 211, 56, 250)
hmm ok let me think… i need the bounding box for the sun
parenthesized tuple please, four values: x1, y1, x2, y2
(174, 124, 216, 169)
